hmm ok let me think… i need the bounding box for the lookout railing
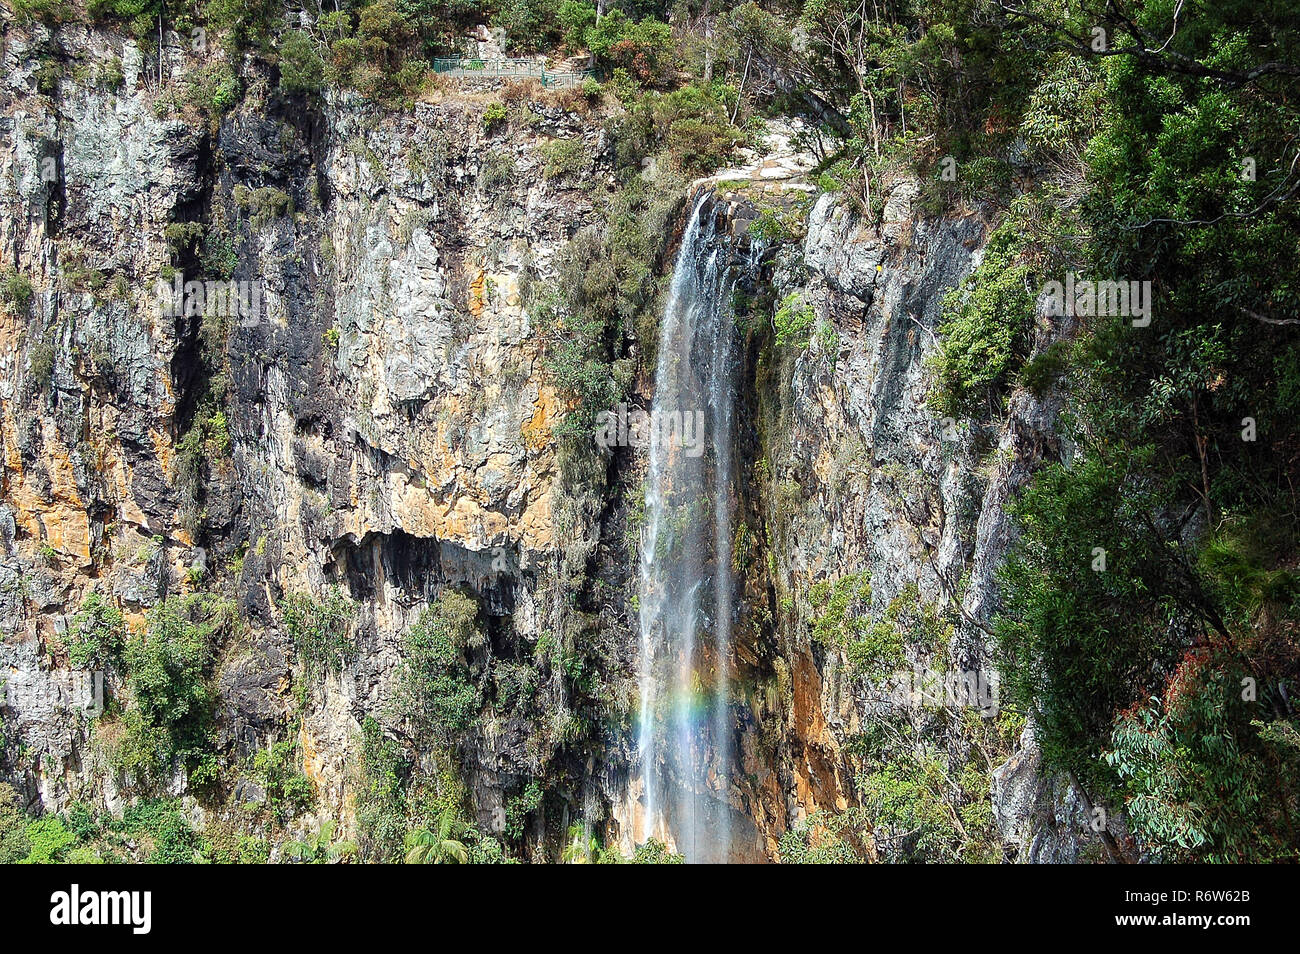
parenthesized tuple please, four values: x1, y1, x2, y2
(431, 57, 593, 88)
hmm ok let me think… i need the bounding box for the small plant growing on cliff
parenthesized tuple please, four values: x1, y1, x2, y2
(629, 839, 686, 864)
(186, 62, 242, 122)
(283, 819, 357, 863)
(748, 210, 789, 243)
(12, 0, 73, 26)
(249, 738, 316, 826)
(1, 270, 34, 314)
(95, 56, 125, 92)
(278, 30, 326, 96)
(539, 139, 588, 181)
(280, 587, 356, 680)
(773, 293, 816, 348)
(808, 572, 907, 679)
(404, 807, 469, 864)
(778, 808, 872, 863)
(477, 151, 516, 193)
(235, 187, 295, 229)
(395, 590, 484, 743)
(483, 101, 507, 132)
(67, 593, 126, 670)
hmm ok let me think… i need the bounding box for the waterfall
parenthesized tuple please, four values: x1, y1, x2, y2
(636, 192, 749, 863)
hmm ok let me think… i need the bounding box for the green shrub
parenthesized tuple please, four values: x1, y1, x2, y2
(186, 62, 243, 119)
(928, 219, 1034, 418)
(654, 84, 741, 175)
(629, 839, 685, 864)
(113, 594, 230, 789)
(773, 293, 816, 348)
(539, 138, 587, 180)
(0, 786, 31, 864)
(778, 809, 871, 863)
(66, 593, 125, 670)
(234, 186, 294, 229)
(21, 816, 75, 863)
(355, 717, 412, 862)
(807, 572, 907, 679)
(28, 340, 55, 390)
(395, 590, 484, 742)
(995, 450, 1192, 799)
(96, 57, 125, 91)
(249, 739, 315, 825)
(503, 781, 542, 841)
(12, 0, 73, 25)
(558, 0, 596, 51)
(122, 799, 201, 864)
(483, 101, 507, 131)
(587, 11, 674, 86)
(278, 29, 326, 95)
(1, 270, 34, 313)
(492, 0, 562, 53)
(478, 151, 516, 192)
(1016, 339, 1071, 396)
(280, 587, 356, 679)
(748, 210, 789, 243)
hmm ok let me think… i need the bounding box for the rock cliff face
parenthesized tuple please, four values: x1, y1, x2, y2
(1, 23, 627, 844)
(0, 21, 1090, 861)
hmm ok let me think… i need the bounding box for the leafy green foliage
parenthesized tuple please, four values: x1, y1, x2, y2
(278, 29, 326, 95)
(249, 739, 316, 826)
(586, 10, 675, 87)
(395, 590, 483, 743)
(929, 218, 1035, 419)
(557, 0, 596, 51)
(1107, 657, 1297, 862)
(808, 572, 910, 680)
(628, 839, 685, 864)
(492, 0, 562, 53)
(354, 717, 412, 863)
(283, 820, 357, 863)
(13, 0, 74, 26)
(185, 61, 242, 120)
(404, 806, 469, 863)
(280, 587, 356, 680)
(538, 138, 588, 181)
(0, 786, 31, 864)
(112, 594, 230, 790)
(125, 799, 203, 864)
(0, 269, 34, 314)
(20, 816, 76, 863)
(990, 0, 1300, 863)
(777, 808, 871, 863)
(996, 449, 1197, 797)
(612, 83, 742, 175)
(66, 593, 125, 670)
(482, 101, 507, 131)
(773, 292, 816, 348)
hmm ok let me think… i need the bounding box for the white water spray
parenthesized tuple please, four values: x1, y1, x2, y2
(635, 193, 750, 862)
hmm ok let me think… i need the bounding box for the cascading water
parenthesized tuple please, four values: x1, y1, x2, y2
(635, 192, 751, 863)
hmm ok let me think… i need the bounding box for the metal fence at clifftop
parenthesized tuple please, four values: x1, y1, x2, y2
(431, 57, 593, 88)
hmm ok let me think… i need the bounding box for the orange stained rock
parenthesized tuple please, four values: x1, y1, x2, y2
(522, 384, 560, 452)
(1, 414, 91, 564)
(468, 267, 486, 317)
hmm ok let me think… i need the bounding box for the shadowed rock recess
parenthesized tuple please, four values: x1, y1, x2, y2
(1, 4, 1296, 866)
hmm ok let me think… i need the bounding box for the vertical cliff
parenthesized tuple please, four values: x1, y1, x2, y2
(0, 21, 648, 857)
(0, 19, 1103, 863)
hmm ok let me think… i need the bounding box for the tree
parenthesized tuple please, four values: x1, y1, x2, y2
(404, 808, 469, 864)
